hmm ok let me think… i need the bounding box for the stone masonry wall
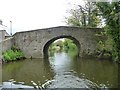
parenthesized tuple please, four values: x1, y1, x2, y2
(0, 37, 13, 59)
(13, 26, 102, 58)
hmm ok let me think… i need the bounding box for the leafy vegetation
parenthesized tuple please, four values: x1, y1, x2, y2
(97, 2, 120, 62)
(95, 30, 113, 57)
(65, 1, 101, 27)
(63, 39, 78, 58)
(65, 1, 119, 62)
(3, 46, 25, 62)
(48, 39, 78, 58)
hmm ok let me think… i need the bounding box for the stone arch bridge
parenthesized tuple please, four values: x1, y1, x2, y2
(13, 26, 102, 58)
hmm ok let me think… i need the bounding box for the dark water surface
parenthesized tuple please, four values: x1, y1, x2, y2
(2, 52, 118, 88)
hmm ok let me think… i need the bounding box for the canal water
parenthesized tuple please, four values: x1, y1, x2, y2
(2, 52, 118, 88)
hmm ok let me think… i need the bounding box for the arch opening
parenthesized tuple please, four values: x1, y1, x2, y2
(43, 35, 81, 59)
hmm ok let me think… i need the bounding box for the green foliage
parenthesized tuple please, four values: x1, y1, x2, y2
(48, 40, 64, 52)
(48, 39, 79, 58)
(66, 44, 78, 58)
(97, 40, 105, 51)
(97, 2, 120, 62)
(97, 31, 113, 50)
(3, 46, 24, 62)
(65, 1, 101, 27)
(63, 39, 73, 48)
(63, 39, 78, 58)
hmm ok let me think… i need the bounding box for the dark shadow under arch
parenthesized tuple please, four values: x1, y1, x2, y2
(43, 35, 81, 59)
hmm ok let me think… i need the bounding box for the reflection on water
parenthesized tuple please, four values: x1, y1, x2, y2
(49, 52, 77, 75)
(2, 52, 118, 88)
(49, 52, 118, 88)
(2, 59, 54, 86)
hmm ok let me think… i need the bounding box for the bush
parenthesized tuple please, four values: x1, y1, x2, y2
(3, 46, 25, 62)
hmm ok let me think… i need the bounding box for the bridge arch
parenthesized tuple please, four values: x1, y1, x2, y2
(43, 35, 81, 59)
(13, 26, 101, 58)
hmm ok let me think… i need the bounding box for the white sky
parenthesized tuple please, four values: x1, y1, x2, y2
(0, 0, 84, 34)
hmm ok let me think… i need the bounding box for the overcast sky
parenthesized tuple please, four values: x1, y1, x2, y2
(0, 0, 85, 34)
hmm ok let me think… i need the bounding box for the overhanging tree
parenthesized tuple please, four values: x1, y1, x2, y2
(97, 2, 120, 61)
(65, 1, 101, 27)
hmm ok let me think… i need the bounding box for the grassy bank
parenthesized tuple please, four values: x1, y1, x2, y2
(3, 46, 25, 63)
